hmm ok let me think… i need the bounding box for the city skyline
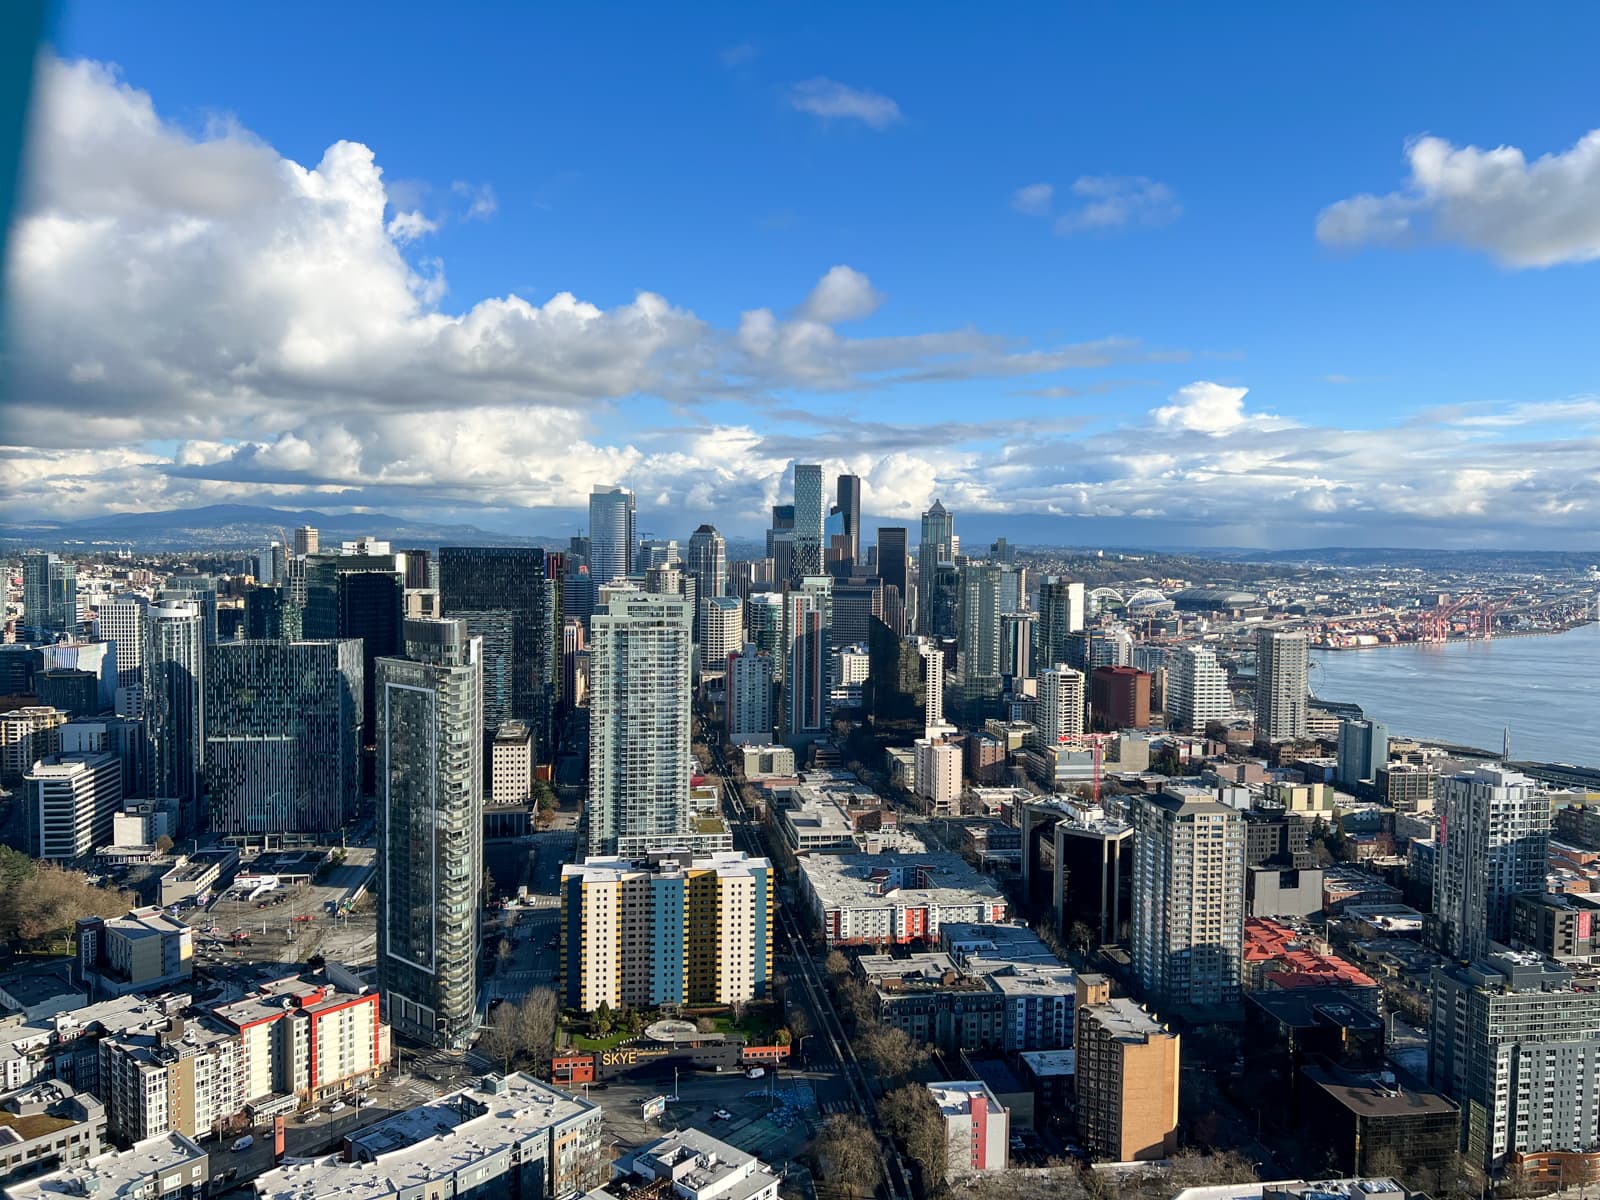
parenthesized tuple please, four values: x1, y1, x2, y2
(3, 8, 1598, 549)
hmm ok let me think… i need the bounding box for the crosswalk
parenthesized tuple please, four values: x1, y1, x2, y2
(819, 1097, 862, 1115)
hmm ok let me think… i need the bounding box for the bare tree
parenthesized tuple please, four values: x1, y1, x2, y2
(695, 1016, 718, 1034)
(824, 949, 850, 979)
(516, 988, 559, 1070)
(787, 1008, 811, 1040)
(881, 1083, 947, 1184)
(807, 1115, 882, 1196)
(853, 1024, 929, 1082)
(478, 1003, 521, 1071)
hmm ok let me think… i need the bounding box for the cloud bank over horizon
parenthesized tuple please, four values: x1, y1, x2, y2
(3, 56, 1597, 549)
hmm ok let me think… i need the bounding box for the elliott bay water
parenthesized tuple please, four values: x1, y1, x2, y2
(1310, 623, 1600, 768)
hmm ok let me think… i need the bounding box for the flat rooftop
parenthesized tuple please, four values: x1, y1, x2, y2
(255, 1074, 597, 1200)
(4, 1131, 206, 1200)
(1082, 997, 1171, 1043)
(800, 852, 1005, 912)
(1301, 1063, 1458, 1120)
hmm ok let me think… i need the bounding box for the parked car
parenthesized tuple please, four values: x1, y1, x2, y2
(327, 1101, 347, 1113)
(713, 1109, 732, 1121)
(746, 1067, 764, 1079)
(231, 1135, 254, 1152)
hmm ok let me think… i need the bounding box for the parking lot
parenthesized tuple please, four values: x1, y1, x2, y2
(591, 1062, 825, 1165)
(187, 846, 377, 971)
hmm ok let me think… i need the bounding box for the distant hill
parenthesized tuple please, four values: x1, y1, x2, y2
(1196, 546, 1599, 571)
(1, 504, 557, 551)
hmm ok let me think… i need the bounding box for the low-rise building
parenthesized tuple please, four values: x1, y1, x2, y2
(1244, 918, 1379, 996)
(857, 954, 1005, 1053)
(1509, 891, 1600, 964)
(1, 1132, 207, 1200)
(798, 853, 1008, 948)
(739, 745, 794, 779)
(926, 1080, 1009, 1178)
(0, 1082, 105, 1185)
(75, 910, 192, 998)
(254, 1073, 602, 1200)
(1299, 1061, 1459, 1181)
(583, 1128, 779, 1200)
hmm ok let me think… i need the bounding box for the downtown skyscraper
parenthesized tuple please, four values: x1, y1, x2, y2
(439, 546, 551, 749)
(791, 463, 825, 581)
(376, 618, 483, 1050)
(833, 473, 862, 570)
(588, 484, 636, 587)
(782, 578, 832, 749)
(144, 598, 205, 832)
(916, 499, 955, 634)
(22, 551, 77, 639)
(587, 589, 694, 857)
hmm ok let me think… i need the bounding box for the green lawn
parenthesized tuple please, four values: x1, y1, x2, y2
(570, 1028, 634, 1052)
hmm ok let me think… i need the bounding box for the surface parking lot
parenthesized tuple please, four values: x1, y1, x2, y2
(591, 1063, 823, 1166)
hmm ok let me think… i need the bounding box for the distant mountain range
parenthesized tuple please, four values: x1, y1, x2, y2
(1, 504, 555, 551)
(3, 505, 1594, 569)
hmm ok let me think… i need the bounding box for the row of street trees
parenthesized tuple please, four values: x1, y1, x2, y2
(479, 988, 558, 1073)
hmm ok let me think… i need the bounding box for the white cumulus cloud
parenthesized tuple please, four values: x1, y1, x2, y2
(1010, 183, 1054, 215)
(797, 265, 884, 324)
(1054, 175, 1181, 234)
(1317, 129, 1600, 267)
(788, 78, 902, 130)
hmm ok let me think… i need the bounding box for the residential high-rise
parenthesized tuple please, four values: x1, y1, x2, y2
(958, 560, 1003, 680)
(700, 595, 743, 672)
(1254, 629, 1309, 742)
(635, 539, 680, 573)
(203, 639, 363, 833)
(914, 737, 962, 816)
(144, 600, 205, 832)
(1036, 577, 1084, 667)
(1433, 765, 1549, 961)
(1163, 644, 1231, 732)
(587, 485, 636, 587)
(834, 474, 862, 570)
(1066, 625, 1134, 672)
(587, 590, 693, 857)
(1074, 975, 1180, 1162)
(1001, 612, 1036, 680)
(293, 526, 319, 556)
(1336, 718, 1389, 790)
(1091, 666, 1152, 731)
(439, 546, 550, 751)
(685, 524, 728, 622)
(95, 595, 148, 691)
(22, 551, 78, 639)
(916, 500, 955, 634)
(725, 644, 774, 745)
(25, 753, 122, 860)
(1, 705, 68, 784)
(559, 851, 773, 1011)
(791, 464, 825, 581)
(782, 578, 831, 749)
(375, 618, 483, 1050)
(1037, 665, 1086, 748)
(746, 592, 785, 672)
(1131, 790, 1247, 1011)
(1430, 952, 1600, 1172)
(161, 576, 218, 644)
(876, 527, 909, 632)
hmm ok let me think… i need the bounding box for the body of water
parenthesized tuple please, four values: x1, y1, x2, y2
(1311, 624, 1600, 768)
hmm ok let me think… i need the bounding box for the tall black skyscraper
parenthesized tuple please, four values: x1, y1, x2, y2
(877, 527, 908, 619)
(835, 474, 862, 569)
(303, 555, 405, 761)
(439, 547, 550, 749)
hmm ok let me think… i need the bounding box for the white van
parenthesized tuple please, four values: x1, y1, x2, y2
(746, 1067, 764, 1079)
(231, 1135, 254, 1152)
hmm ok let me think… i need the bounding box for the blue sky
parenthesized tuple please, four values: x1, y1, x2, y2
(4, 2, 1598, 547)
